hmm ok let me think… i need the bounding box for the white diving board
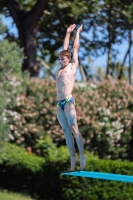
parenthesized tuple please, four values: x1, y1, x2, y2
(61, 171, 133, 183)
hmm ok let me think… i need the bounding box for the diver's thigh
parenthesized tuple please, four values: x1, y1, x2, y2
(64, 102, 77, 127)
(56, 107, 69, 129)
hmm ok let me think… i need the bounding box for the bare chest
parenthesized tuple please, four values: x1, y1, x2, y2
(56, 68, 74, 83)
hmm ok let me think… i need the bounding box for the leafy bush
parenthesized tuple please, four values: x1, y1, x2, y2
(0, 19, 27, 149)
(0, 143, 44, 172)
(6, 79, 133, 160)
(0, 143, 133, 200)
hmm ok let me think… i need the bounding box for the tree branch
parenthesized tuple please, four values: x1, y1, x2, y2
(5, 0, 49, 28)
(4, 0, 24, 28)
(122, 41, 132, 66)
(28, 0, 49, 27)
(39, 60, 56, 79)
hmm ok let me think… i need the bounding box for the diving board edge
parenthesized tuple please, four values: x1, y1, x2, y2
(61, 171, 133, 183)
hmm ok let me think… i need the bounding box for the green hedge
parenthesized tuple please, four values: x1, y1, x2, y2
(0, 143, 133, 200)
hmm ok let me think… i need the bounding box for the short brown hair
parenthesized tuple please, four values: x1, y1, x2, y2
(58, 50, 72, 60)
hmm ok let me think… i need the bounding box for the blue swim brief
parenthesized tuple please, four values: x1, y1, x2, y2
(56, 96, 75, 110)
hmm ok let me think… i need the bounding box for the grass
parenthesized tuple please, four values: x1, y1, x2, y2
(0, 190, 34, 200)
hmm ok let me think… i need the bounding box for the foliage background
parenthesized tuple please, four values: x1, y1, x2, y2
(0, 1, 133, 199)
(5, 79, 133, 160)
(0, 18, 27, 150)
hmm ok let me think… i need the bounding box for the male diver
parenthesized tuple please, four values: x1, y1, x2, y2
(56, 24, 86, 171)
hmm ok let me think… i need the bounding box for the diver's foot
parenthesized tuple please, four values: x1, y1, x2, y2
(70, 156, 78, 171)
(80, 155, 86, 170)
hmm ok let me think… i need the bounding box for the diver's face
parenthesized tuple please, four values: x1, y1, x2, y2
(59, 56, 70, 67)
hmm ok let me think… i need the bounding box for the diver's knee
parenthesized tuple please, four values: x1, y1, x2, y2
(70, 124, 78, 133)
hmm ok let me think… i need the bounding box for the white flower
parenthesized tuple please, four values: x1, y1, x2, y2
(9, 133, 14, 140)
(98, 107, 102, 111)
(3, 117, 8, 122)
(112, 121, 122, 129)
(16, 97, 20, 101)
(98, 107, 110, 115)
(75, 82, 87, 88)
(7, 98, 11, 103)
(14, 130, 18, 134)
(90, 83, 97, 88)
(103, 117, 109, 121)
(98, 122, 105, 126)
(103, 108, 110, 115)
(106, 130, 113, 136)
(10, 124, 14, 130)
